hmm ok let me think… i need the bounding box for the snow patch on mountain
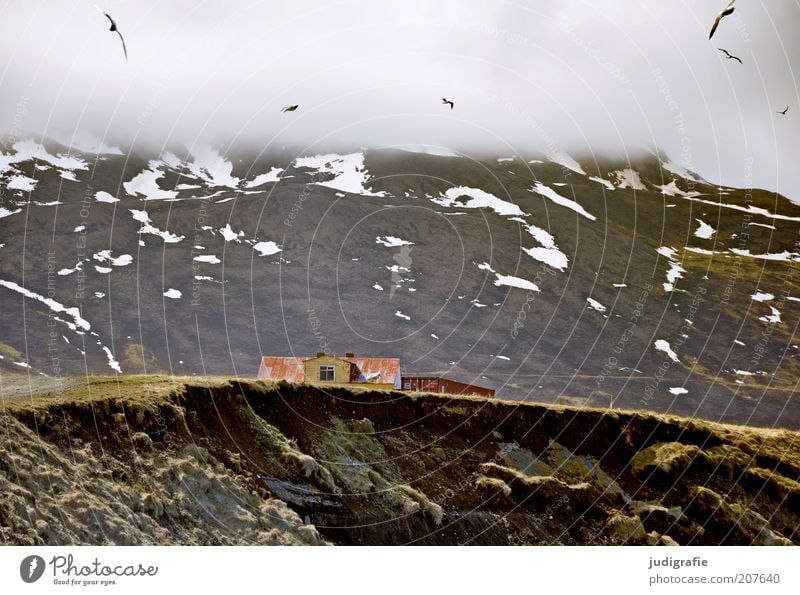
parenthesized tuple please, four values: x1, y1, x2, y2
(507, 220, 570, 271)
(523, 247, 568, 271)
(731, 249, 800, 262)
(246, 167, 283, 188)
(758, 306, 782, 324)
(661, 159, 699, 182)
(547, 150, 586, 176)
(478, 262, 540, 292)
(101, 346, 122, 373)
(657, 247, 685, 292)
(684, 247, 715, 255)
(294, 152, 385, 196)
(434, 186, 525, 217)
(0, 207, 22, 219)
(693, 219, 715, 239)
(656, 180, 698, 197)
(751, 292, 774, 302)
(6, 174, 37, 191)
(124, 161, 178, 200)
(654, 339, 680, 363)
(682, 196, 800, 223)
(95, 191, 120, 203)
(748, 222, 776, 230)
(220, 224, 243, 243)
(586, 297, 607, 313)
(129, 210, 184, 243)
(93, 250, 132, 267)
(0, 139, 88, 186)
(611, 169, 646, 191)
(376, 236, 414, 248)
(252, 241, 282, 256)
(589, 176, 615, 190)
(57, 260, 83, 277)
(193, 255, 221, 264)
(0, 279, 91, 332)
(186, 145, 241, 189)
(531, 182, 596, 221)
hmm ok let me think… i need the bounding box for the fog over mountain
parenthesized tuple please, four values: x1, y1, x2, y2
(1, 1, 798, 199)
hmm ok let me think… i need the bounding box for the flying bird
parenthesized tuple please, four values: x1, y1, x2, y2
(718, 48, 743, 64)
(442, 98, 454, 109)
(709, 0, 736, 40)
(777, 106, 789, 115)
(281, 105, 299, 112)
(94, 6, 127, 61)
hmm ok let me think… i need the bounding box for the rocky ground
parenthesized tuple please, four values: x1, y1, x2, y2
(1, 376, 798, 545)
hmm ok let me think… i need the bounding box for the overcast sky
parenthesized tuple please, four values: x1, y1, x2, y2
(1, 1, 798, 199)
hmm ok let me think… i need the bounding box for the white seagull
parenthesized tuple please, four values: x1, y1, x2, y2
(709, 0, 736, 40)
(95, 5, 128, 62)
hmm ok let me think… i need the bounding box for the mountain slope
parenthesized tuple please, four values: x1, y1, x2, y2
(1, 139, 799, 427)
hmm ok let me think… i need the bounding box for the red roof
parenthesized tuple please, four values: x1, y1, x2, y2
(345, 357, 401, 387)
(257, 356, 305, 383)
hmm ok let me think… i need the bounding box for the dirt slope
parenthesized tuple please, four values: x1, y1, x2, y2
(1, 376, 798, 545)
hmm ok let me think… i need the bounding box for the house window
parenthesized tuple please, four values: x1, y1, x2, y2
(319, 365, 335, 382)
(404, 382, 411, 390)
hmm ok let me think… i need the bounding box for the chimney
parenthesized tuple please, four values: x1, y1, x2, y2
(345, 352, 355, 358)
(316, 352, 325, 357)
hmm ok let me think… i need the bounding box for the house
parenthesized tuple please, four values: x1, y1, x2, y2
(257, 352, 495, 397)
(400, 375, 495, 397)
(257, 352, 401, 390)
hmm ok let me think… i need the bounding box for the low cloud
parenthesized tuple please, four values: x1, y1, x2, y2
(1, 1, 798, 198)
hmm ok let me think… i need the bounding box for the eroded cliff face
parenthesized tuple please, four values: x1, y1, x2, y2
(1, 377, 798, 545)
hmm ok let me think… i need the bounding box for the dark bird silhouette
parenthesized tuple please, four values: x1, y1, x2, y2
(709, 0, 736, 40)
(777, 106, 789, 115)
(281, 105, 299, 112)
(94, 5, 127, 61)
(718, 48, 743, 64)
(442, 98, 454, 109)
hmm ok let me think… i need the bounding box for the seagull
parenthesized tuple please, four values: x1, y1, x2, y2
(94, 6, 127, 61)
(441, 98, 454, 109)
(777, 106, 789, 115)
(281, 105, 299, 112)
(709, 0, 736, 40)
(718, 48, 743, 64)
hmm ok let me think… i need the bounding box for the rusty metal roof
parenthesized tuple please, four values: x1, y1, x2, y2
(345, 357, 401, 386)
(257, 356, 306, 383)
